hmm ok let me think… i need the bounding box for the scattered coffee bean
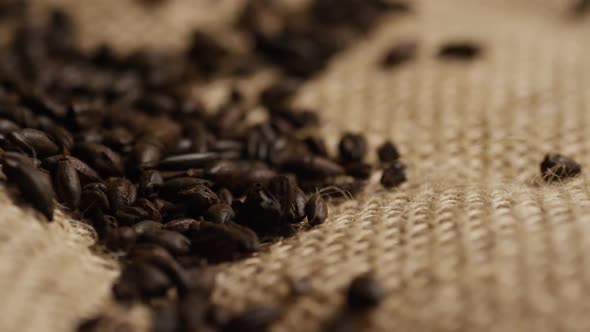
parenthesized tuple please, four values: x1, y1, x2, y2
(346, 273, 385, 310)
(53, 158, 81, 210)
(338, 133, 367, 163)
(377, 141, 400, 163)
(381, 40, 418, 68)
(438, 42, 481, 60)
(380, 160, 407, 188)
(540, 153, 582, 182)
(305, 193, 328, 226)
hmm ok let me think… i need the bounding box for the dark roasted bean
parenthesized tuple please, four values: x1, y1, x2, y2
(338, 133, 367, 163)
(2, 153, 54, 220)
(189, 221, 259, 263)
(283, 155, 345, 178)
(381, 40, 417, 68)
(134, 198, 162, 222)
(105, 177, 137, 211)
(80, 187, 110, 213)
(12, 128, 59, 157)
(104, 227, 137, 251)
(43, 125, 74, 152)
(303, 136, 329, 157)
(103, 127, 134, 151)
(44, 155, 102, 184)
(163, 218, 199, 233)
(345, 162, 373, 180)
(221, 305, 282, 332)
(438, 42, 481, 60)
(377, 140, 400, 163)
(0, 119, 20, 134)
(572, 0, 590, 15)
(540, 153, 582, 182)
(74, 142, 124, 176)
(380, 160, 407, 188)
(267, 175, 306, 223)
(205, 203, 235, 223)
(239, 183, 284, 234)
(132, 220, 163, 235)
(158, 177, 213, 200)
(346, 273, 385, 310)
(53, 158, 81, 210)
(139, 170, 163, 197)
(217, 188, 233, 206)
(177, 184, 219, 213)
(131, 138, 162, 169)
(159, 152, 220, 170)
(139, 229, 191, 255)
(305, 193, 328, 226)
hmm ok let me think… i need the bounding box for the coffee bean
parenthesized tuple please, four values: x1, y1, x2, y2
(105, 177, 137, 211)
(163, 218, 199, 233)
(377, 140, 400, 163)
(0, 119, 20, 134)
(346, 273, 385, 310)
(42, 124, 74, 152)
(105, 227, 137, 251)
(216, 188, 233, 206)
(303, 136, 329, 157)
(221, 305, 282, 332)
(132, 220, 163, 235)
(540, 154, 582, 182)
(381, 40, 417, 68)
(305, 193, 328, 226)
(345, 162, 373, 180)
(572, 0, 590, 15)
(380, 160, 407, 188)
(74, 142, 124, 176)
(10, 128, 59, 157)
(138, 170, 163, 197)
(284, 155, 345, 178)
(159, 152, 221, 170)
(176, 184, 218, 213)
(189, 221, 259, 263)
(205, 203, 235, 223)
(338, 133, 367, 163)
(3, 153, 54, 220)
(267, 175, 306, 223)
(139, 229, 191, 255)
(438, 42, 481, 60)
(131, 138, 162, 169)
(53, 158, 81, 210)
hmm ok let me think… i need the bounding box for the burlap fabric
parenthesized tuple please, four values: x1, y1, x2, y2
(3, 0, 590, 331)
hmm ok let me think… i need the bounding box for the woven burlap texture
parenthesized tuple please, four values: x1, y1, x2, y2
(4, 0, 590, 331)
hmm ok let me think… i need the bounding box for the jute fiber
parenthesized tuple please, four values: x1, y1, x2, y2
(3, 0, 590, 331)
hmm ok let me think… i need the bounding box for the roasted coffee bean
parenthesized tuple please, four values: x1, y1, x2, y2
(53, 158, 81, 210)
(74, 142, 124, 176)
(345, 162, 373, 180)
(44, 155, 102, 184)
(239, 183, 283, 233)
(303, 136, 329, 157)
(438, 42, 481, 60)
(159, 152, 221, 170)
(305, 193, 328, 226)
(139, 170, 163, 197)
(2, 153, 54, 220)
(267, 175, 306, 223)
(205, 203, 235, 223)
(338, 133, 367, 163)
(139, 229, 191, 255)
(105, 177, 137, 211)
(163, 218, 199, 233)
(284, 155, 345, 178)
(377, 140, 400, 163)
(20, 92, 68, 118)
(103, 127, 134, 151)
(134, 198, 162, 222)
(43, 125, 74, 152)
(176, 184, 219, 212)
(205, 160, 276, 194)
(130, 138, 162, 169)
(217, 188, 233, 206)
(10, 128, 60, 157)
(346, 273, 385, 310)
(132, 220, 163, 235)
(189, 221, 259, 263)
(116, 205, 151, 225)
(104, 226, 137, 251)
(221, 305, 282, 332)
(259, 79, 301, 110)
(0, 119, 20, 134)
(381, 40, 418, 68)
(380, 160, 407, 188)
(80, 187, 110, 212)
(540, 153, 582, 182)
(159, 177, 213, 199)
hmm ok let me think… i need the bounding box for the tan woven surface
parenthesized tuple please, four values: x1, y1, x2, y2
(3, 0, 590, 331)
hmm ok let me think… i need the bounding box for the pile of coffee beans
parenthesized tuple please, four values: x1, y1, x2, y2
(0, 1, 408, 331)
